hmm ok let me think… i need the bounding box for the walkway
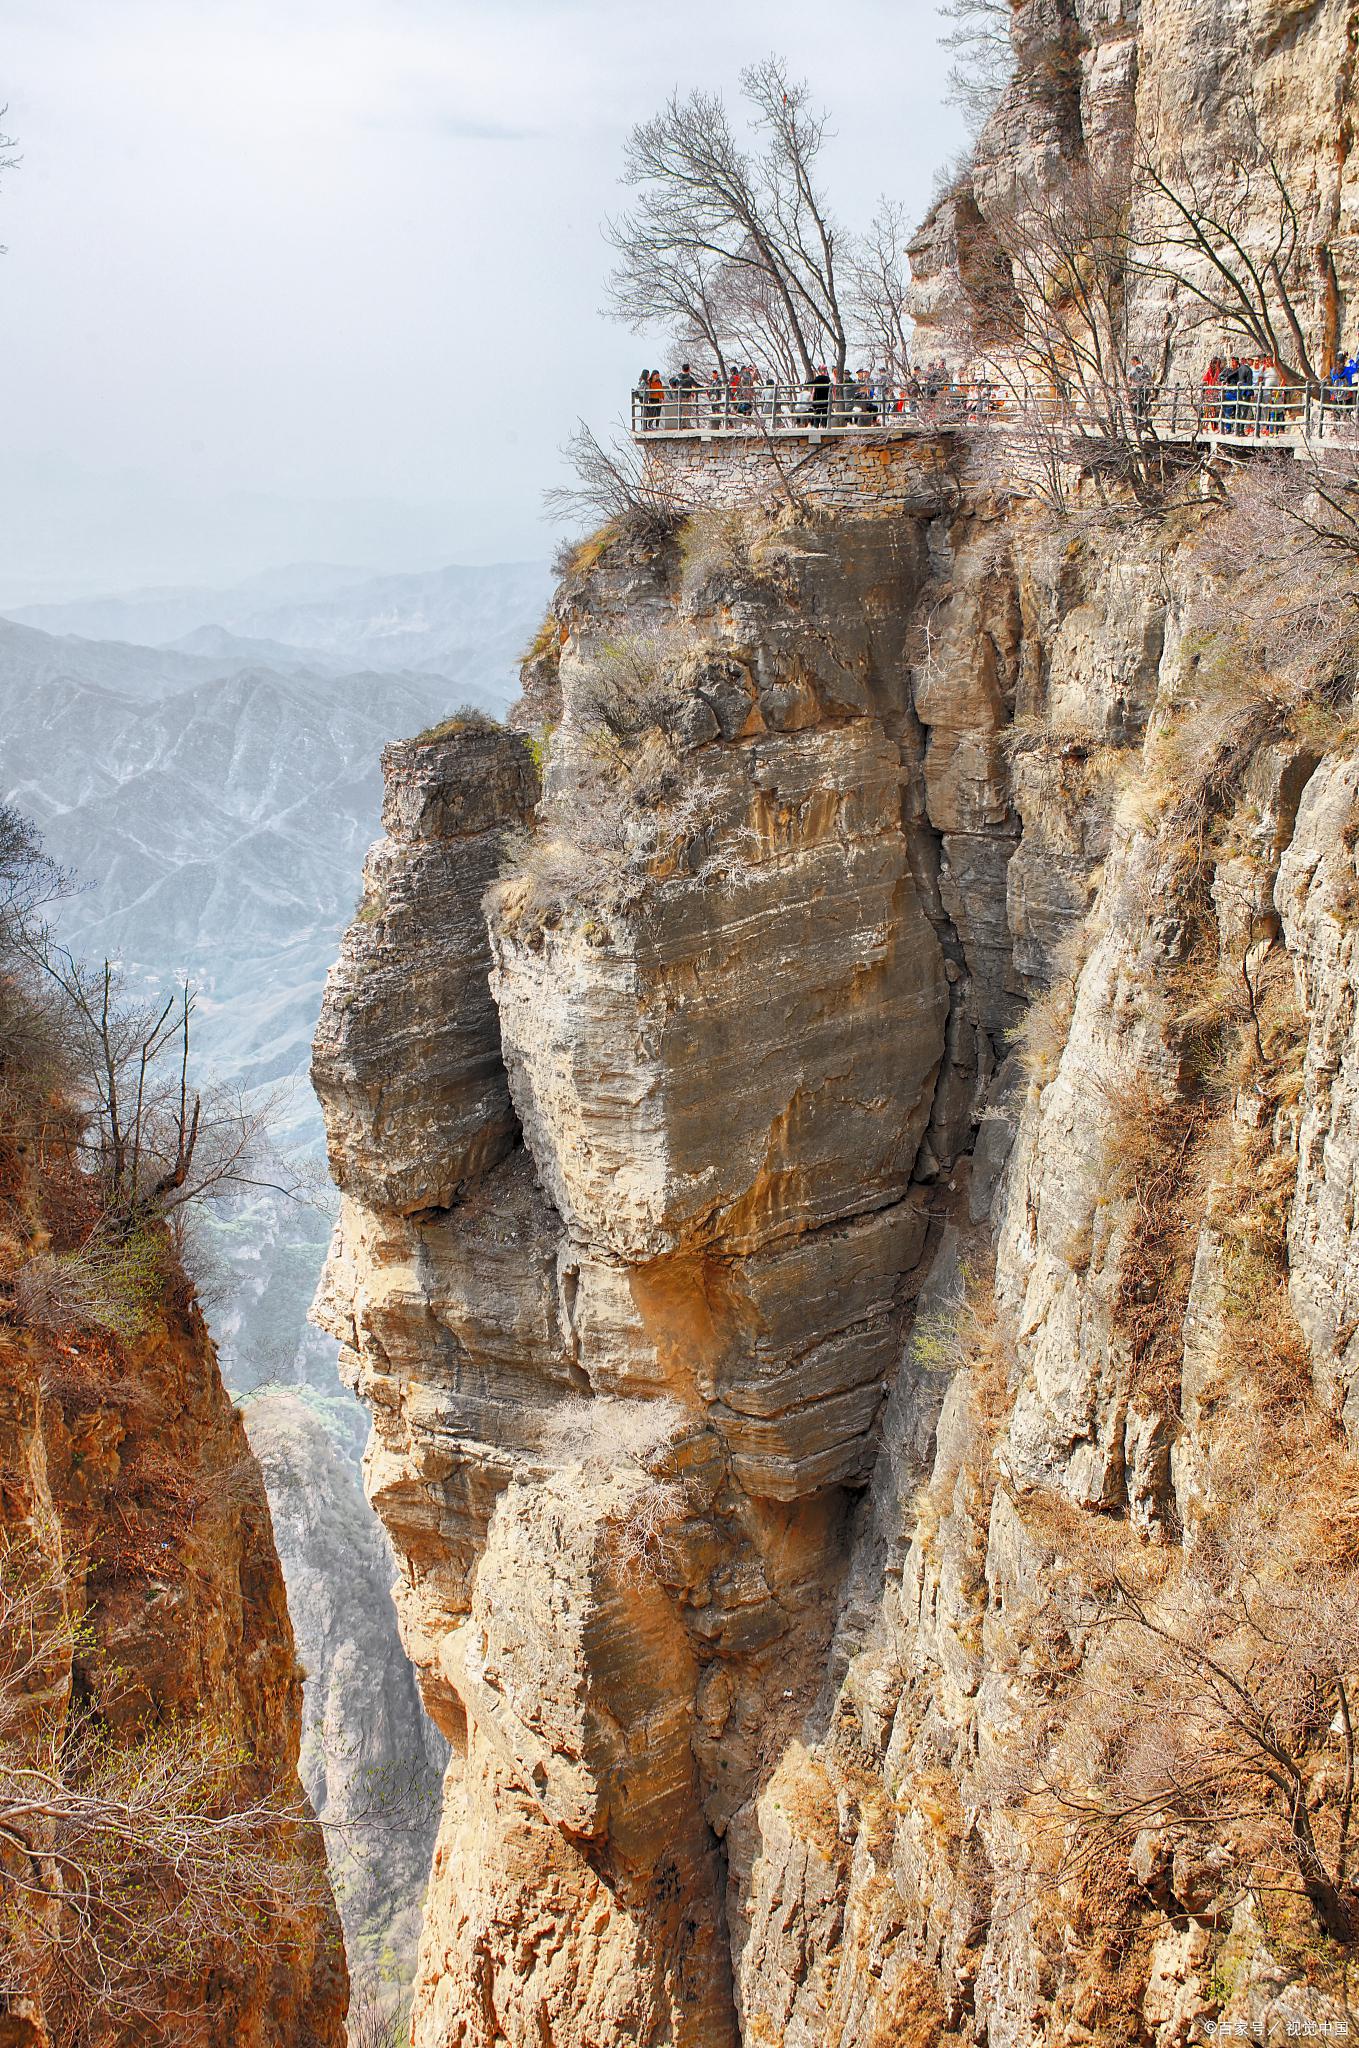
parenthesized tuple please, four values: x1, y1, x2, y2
(631, 379, 1359, 458)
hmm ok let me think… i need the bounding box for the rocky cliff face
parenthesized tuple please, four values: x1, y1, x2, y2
(312, 6, 1359, 2045)
(911, 0, 1359, 379)
(0, 1150, 346, 2044)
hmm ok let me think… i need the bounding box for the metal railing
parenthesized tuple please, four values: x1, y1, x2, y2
(630, 377, 1359, 448)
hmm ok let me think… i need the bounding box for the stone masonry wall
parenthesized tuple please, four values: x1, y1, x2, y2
(641, 430, 959, 515)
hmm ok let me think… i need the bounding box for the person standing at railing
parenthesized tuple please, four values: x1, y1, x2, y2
(811, 365, 831, 424)
(1219, 357, 1244, 434)
(1247, 355, 1268, 435)
(1326, 353, 1358, 434)
(669, 363, 700, 429)
(1258, 356, 1283, 435)
(634, 370, 651, 432)
(1201, 357, 1223, 432)
(1129, 356, 1153, 432)
(646, 370, 664, 429)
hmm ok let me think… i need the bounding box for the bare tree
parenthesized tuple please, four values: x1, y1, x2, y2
(32, 946, 307, 1223)
(0, 804, 68, 947)
(605, 57, 851, 379)
(1133, 99, 1340, 381)
(938, 0, 1015, 138)
(346, 1980, 409, 2048)
(0, 809, 77, 1127)
(955, 158, 1196, 506)
(1027, 1560, 1359, 1940)
(0, 109, 20, 257)
(845, 199, 914, 382)
(0, 1536, 332, 2045)
(544, 422, 691, 541)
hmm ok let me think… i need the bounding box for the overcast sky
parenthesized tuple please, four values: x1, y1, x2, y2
(0, 0, 967, 604)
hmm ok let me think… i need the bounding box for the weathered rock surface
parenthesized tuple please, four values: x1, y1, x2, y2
(0, 1192, 346, 2042)
(312, 722, 537, 1217)
(311, 5, 1359, 2043)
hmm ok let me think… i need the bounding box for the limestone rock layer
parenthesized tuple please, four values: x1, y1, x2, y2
(312, 4, 1359, 2043)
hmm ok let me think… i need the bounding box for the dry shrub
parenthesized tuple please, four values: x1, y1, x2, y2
(1013, 979, 1076, 1084)
(1047, 1558, 1359, 1941)
(34, 1341, 161, 1423)
(521, 612, 559, 664)
(607, 1472, 693, 1587)
(1010, 920, 1095, 1086)
(1102, 1078, 1212, 1419)
(539, 1396, 692, 1586)
(1186, 955, 1359, 1569)
(767, 1741, 845, 1864)
(1154, 662, 1290, 853)
(496, 628, 708, 924)
(550, 522, 617, 580)
(0, 1536, 331, 2043)
(13, 1227, 163, 1344)
(676, 508, 750, 595)
(0, 968, 77, 1135)
(912, 1259, 1016, 1440)
(1201, 459, 1359, 691)
(537, 1394, 685, 1470)
(411, 705, 502, 745)
(346, 1978, 410, 2048)
(578, 629, 692, 740)
(1158, 475, 1359, 850)
(865, 1961, 945, 2048)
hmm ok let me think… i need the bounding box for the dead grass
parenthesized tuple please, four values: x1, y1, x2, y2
(910, 1259, 1014, 1436)
(865, 1962, 946, 2048)
(411, 705, 502, 745)
(1013, 978, 1077, 1084)
(521, 613, 559, 664)
(1102, 1078, 1213, 1420)
(551, 522, 617, 580)
(493, 631, 707, 927)
(536, 1394, 685, 1471)
(768, 1742, 845, 1865)
(676, 508, 750, 596)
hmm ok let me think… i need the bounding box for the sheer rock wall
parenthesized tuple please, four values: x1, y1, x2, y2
(315, 513, 1359, 2048)
(911, 0, 1359, 379)
(311, 4, 1359, 2044)
(0, 1195, 346, 2045)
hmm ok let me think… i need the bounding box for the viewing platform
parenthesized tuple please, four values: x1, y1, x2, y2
(630, 377, 1357, 514)
(630, 376, 1356, 453)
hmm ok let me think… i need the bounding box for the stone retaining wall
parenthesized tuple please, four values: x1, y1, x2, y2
(640, 430, 959, 514)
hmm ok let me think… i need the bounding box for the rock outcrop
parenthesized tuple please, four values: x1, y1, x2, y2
(0, 1165, 346, 2043)
(313, 4, 1359, 2044)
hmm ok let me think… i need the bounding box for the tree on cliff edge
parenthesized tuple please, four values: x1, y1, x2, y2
(605, 57, 910, 382)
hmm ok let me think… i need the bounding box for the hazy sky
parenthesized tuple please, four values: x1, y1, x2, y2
(0, 1, 967, 604)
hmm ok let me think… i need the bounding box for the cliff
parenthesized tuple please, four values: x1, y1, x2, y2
(311, 4, 1359, 2045)
(0, 1088, 346, 2037)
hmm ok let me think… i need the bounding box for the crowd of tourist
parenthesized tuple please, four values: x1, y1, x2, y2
(633, 353, 1359, 438)
(632, 360, 1001, 430)
(1193, 353, 1359, 433)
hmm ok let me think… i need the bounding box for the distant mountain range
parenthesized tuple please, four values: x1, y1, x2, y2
(8, 558, 550, 685)
(0, 558, 550, 1384)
